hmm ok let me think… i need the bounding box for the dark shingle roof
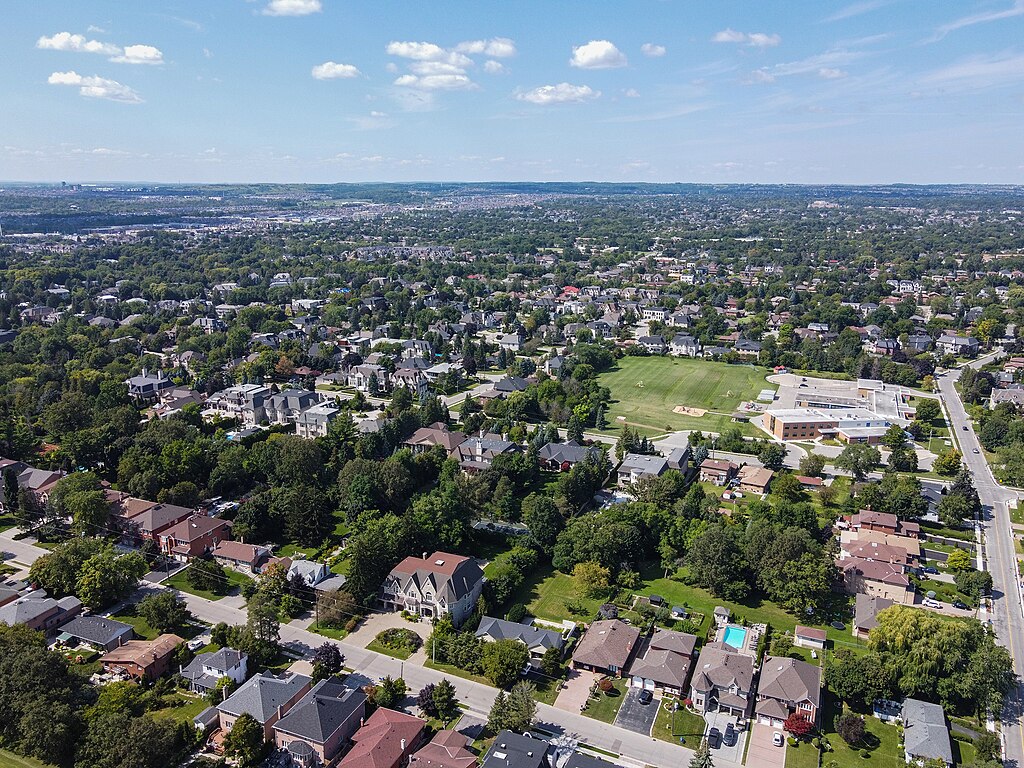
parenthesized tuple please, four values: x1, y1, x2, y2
(274, 678, 366, 743)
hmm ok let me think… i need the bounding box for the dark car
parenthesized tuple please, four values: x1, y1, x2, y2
(637, 689, 653, 705)
(963, 425, 969, 431)
(724, 723, 736, 746)
(953, 601, 969, 609)
(708, 728, 722, 749)
(923, 566, 939, 575)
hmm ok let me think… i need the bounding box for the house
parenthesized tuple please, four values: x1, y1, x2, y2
(571, 619, 641, 677)
(936, 334, 979, 358)
(409, 729, 476, 768)
(123, 502, 194, 544)
(124, 368, 174, 402)
(637, 335, 667, 354)
(755, 656, 822, 727)
(404, 423, 467, 455)
(537, 440, 601, 472)
(266, 389, 323, 426)
(793, 625, 827, 650)
(295, 403, 342, 439)
(852, 594, 894, 639)
(670, 334, 701, 357)
(736, 466, 774, 495)
(288, 559, 331, 588)
(379, 552, 484, 628)
(626, 628, 697, 696)
(454, 435, 519, 474)
(903, 698, 953, 768)
(0, 593, 82, 632)
(159, 515, 231, 560)
(57, 615, 134, 651)
(666, 446, 691, 471)
(273, 679, 368, 767)
(617, 453, 669, 486)
(699, 459, 738, 486)
(218, 671, 313, 740)
(212, 541, 272, 574)
(794, 475, 823, 491)
(689, 641, 755, 718)
(100, 634, 184, 682)
(180, 648, 248, 695)
(848, 510, 920, 539)
(837, 558, 914, 604)
(337, 707, 425, 768)
(481, 731, 550, 768)
(476, 616, 564, 660)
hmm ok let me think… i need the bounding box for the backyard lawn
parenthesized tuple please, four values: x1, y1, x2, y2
(0, 751, 54, 768)
(505, 566, 604, 624)
(597, 356, 769, 436)
(786, 695, 903, 768)
(165, 566, 252, 601)
(150, 693, 210, 725)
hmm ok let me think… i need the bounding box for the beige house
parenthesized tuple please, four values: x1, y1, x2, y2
(755, 656, 823, 727)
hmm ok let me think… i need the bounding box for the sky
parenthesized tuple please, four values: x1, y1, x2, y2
(2, 1, 1024, 184)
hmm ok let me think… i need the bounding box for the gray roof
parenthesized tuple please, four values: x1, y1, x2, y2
(482, 731, 550, 768)
(618, 453, 669, 475)
(274, 678, 366, 743)
(757, 656, 822, 710)
(903, 698, 952, 764)
(219, 671, 311, 724)
(58, 616, 134, 645)
(854, 593, 894, 633)
(181, 648, 247, 688)
(0, 594, 80, 625)
(537, 441, 600, 466)
(476, 616, 564, 652)
(690, 642, 754, 695)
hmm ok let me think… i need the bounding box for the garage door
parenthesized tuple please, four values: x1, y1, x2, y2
(630, 677, 656, 690)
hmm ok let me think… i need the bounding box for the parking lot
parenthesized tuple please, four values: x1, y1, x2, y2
(613, 687, 659, 735)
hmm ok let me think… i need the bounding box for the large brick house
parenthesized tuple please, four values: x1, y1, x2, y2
(379, 552, 484, 628)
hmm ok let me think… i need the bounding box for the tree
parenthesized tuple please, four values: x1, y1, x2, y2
(246, 590, 281, 660)
(938, 494, 973, 528)
(798, 453, 826, 478)
(311, 642, 344, 682)
(567, 412, 584, 443)
(433, 679, 459, 722)
(974, 732, 1001, 763)
(758, 443, 787, 468)
(771, 472, 803, 502)
(223, 712, 265, 767)
(955, 569, 993, 601)
(488, 691, 511, 732)
(915, 399, 941, 424)
(689, 739, 714, 768)
(522, 494, 563, 555)
(541, 645, 563, 678)
(945, 549, 972, 572)
(571, 561, 610, 599)
(3, 468, 20, 521)
(882, 424, 907, 451)
(136, 591, 191, 634)
(187, 556, 229, 595)
(372, 676, 407, 709)
(784, 713, 814, 739)
(481, 639, 530, 688)
(824, 650, 893, 710)
(834, 712, 866, 745)
(505, 681, 538, 732)
(417, 683, 438, 717)
(933, 449, 963, 476)
(835, 444, 881, 481)
(316, 589, 358, 629)
(76, 550, 147, 609)
(686, 524, 748, 600)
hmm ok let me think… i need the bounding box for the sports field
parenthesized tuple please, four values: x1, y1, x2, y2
(597, 356, 769, 436)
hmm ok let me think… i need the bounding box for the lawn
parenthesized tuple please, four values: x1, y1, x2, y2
(531, 674, 562, 705)
(424, 660, 493, 687)
(0, 750, 54, 768)
(366, 638, 415, 660)
(504, 566, 604, 624)
(581, 678, 626, 723)
(109, 609, 159, 640)
(786, 695, 903, 768)
(165, 566, 252, 601)
(151, 693, 211, 725)
(597, 356, 768, 436)
(652, 698, 706, 747)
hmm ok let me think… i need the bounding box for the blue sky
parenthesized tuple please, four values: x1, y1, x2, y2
(2, 1, 1023, 184)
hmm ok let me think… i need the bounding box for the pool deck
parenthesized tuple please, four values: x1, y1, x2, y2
(716, 622, 764, 657)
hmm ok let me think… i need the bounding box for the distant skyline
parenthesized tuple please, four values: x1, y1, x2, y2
(3, 1, 1024, 184)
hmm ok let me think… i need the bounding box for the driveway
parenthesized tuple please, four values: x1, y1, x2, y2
(613, 687, 659, 735)
(704, 709, 745, 764)
(747, 723, 786, 768)
(344, 610, 431, 651)
(553, 669, 599, 713)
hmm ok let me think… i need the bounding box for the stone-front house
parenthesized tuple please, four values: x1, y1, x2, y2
(379, 552, 484, 628)
(754, 656, 822, 727)
(689, 641, 755, 718)
(273, 679, 368, 767)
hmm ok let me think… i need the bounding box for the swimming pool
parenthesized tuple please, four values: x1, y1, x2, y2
(723, 625, 748, 650)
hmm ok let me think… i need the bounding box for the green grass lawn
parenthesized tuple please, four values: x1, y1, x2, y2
(275, 543, 320, 559)
(532, 675, 562, 705)
(109, 609, 159, 640)
(424, 660, 493, 687)
(581, 678, 626, 723)
(165, 566, 252, 601)
(311, 624, 349, 641)
(0, 750, 54, 768)
(597, 356, 768, 436)
(787, 695, 902, 768)
(652, 698, 706, 746)
(366, 638, 414, 660)
(150, 693, 210, 725)
(504, 566, 604, 623)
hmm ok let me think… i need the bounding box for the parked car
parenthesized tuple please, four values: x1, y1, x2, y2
(724, 723, 736, 746)
(963, 425, 969, 431)
(708, 728, 722, 749)
(773, 731, 784, 747)
(923, 566, 939, 575)
(637, 689, 653, 705)
(923, 598, 943, 608)
(953, 601, 969, 609)
(186, 638, 205, 651)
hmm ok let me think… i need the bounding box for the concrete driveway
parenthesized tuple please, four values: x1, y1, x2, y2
(345, 610, 431, 651)
(613, 687, 659, 735)
(747, 723, 786, 768)
(554, 669, 599, 713)
(704, 710, 744, 764)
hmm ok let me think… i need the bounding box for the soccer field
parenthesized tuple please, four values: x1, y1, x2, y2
(597, 356, 769, 436)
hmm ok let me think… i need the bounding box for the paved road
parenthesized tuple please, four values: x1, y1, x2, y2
(176, 591, 729, 768)
(938, 367, 1024, 766)
(0, 528, 48, 571)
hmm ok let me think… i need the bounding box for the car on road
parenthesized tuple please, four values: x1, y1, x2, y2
(973, 448, 980, 454)
(923, 598, 943, 608)
(953, 601, 969, 609)
(186, 638, 205, 651)
(637, 689, 653, 705)
(773, 731, 784, 747)
(724, 722, 736, 746)
(708, 728, 722, 749)
(963, 425, 969, 431)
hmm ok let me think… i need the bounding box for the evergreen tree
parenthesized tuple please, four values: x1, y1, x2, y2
(689, 739, 714, 768)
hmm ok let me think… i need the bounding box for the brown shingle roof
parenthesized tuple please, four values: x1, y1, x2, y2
(572, 619, 641, 671)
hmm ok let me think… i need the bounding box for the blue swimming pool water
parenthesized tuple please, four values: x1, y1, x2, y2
(723, 625, 748, 649)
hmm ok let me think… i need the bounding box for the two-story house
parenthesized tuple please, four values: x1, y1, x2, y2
(754, 656, 822, 727)
(379, 552, 484, 628)
(273, 679, 368, 767)
(180, 648, 248, 695)
(689, 641, 755, 718)
(217, 671, 313, 741)
(159, 515, 231, 561)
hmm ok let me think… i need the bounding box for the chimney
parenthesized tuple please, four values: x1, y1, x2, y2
(423, 552, 428, 560)
(277, 705, 282, 721)
(400, 739, 406, 752)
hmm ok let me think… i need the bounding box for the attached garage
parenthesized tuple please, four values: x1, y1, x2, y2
(630, 676, 656, 690)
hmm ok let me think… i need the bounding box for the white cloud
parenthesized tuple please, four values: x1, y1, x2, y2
(624, 88, 641, 97)
(818, 67, 847, 79)
(712, 29, 781, 47)
(47, 70, 142, 103)
(393, 73, 474, 90)
(386, 41, 478, 92)
(749, 49, 864, 83)
(570, 40, 628, 69)
(929, 0, 1024, 42)
(516, 82, 599, 104)
(483, 60, 505, 74)
(455, 37, 516, 58)
(824, 1, 890, 23)
(385, 41, 471, 67)
(37, 32, 119, 55)
(262, 0, 322, 16)
(921, 52, 1024, 89)
(640, 43, 666, 57)
(87, 25, 106, 34)
(112, 44, 164, 65)
(311, 61, 361, 79)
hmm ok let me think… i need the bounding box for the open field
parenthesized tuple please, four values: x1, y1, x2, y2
(165, 566, 252, 601)
(597, 357, 768, 436)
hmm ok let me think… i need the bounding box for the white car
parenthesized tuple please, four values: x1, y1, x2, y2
(922, 598, 943, 609)
(772, 731, 784, 747)
(186, 638, 205, 651)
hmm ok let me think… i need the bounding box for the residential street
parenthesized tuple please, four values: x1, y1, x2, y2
(938, 366, 1024, 766)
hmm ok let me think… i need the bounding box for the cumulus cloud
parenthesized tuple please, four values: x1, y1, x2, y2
(311, 61, 361, 79)
(386, 41, 471, 67)
(516, 82, 599, 105)
(640, 43, 666, 57)
(47, 70, 142, 103)
(262, 0, 322, 15)
(712, 29, 781, 47)
(37, 32, 163, 64)
(455, 37, 516, 57)
(386, 40, 481, 91)
(570, 40, 628, 69)
(483, 60, 505, 74)
(393, 73, 474, 90)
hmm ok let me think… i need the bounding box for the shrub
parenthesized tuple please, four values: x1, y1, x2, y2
(506, 603, 527, 623)
(835, 712, 866, 745)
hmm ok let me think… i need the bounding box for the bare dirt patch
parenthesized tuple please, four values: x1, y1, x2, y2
(672, 405, 707, 417)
